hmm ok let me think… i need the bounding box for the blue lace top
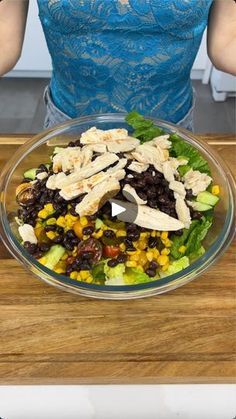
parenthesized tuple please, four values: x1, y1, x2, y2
(37, 0, 213, 122)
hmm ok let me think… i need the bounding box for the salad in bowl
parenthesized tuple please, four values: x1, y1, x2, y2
(13, 112, 223, 288)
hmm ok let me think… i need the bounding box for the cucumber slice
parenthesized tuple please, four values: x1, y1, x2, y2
(197, 191, 219, 206)
(24, 168, 37, 180)
(39, 244, 65, 270)
(190, 201, 213, 212)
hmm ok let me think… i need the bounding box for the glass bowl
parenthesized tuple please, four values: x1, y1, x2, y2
(0, 114, 235, 299)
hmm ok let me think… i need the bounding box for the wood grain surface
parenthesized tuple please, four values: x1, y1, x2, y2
(0, 134, 235, 384)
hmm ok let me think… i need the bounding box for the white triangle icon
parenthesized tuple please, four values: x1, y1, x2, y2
(110, 201, 126, 217)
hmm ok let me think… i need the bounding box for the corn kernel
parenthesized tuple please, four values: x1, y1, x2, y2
(46, 231, 57, 240)
(161, 248, 170, 255)
(151, 230, 156, 237)
(56, 216, 66, 228)
(156, 231, 161, 237)
(35, 221, 43, 228)
(161, 231, 168, 240)
(38, 209, 48, 219)
(80, 270, 89, 280)
(61, 252, 68, 260)
(119, 243, 126, 252)
(76, 273, 81, 280)
(70, 271, 78, 280)
(153, 248, 160, 257)
(80, 216, 88, 226)
(164, 239, 172, 248)
(212, 185, 220, 196)
(126, 260, 137, 268)
(38, 256, 47, 265)
(129, 252, 141, 262)
(138, 240, 147, 250)
(116, 230, 126, 237)
(86, 274, 94, 283)
(44, 203, 54, 213)
(72, 246, 77, 257)
(65, 214, 78, 222)
(157, 254, 169, 266)
(162, 263, 170, 272)
(54, 268, 65, 274)
(94, 230, 103, 239)
(178, 245, 186, 254)
(46, 217, 57, 225)
(140, 232, 148, 240)
(146, 251, 154, 262)
(139, 251, 148, 266)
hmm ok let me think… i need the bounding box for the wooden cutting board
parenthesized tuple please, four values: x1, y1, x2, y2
(0, 134, 235, 384)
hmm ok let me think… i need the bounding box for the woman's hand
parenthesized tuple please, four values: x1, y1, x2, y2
(208, 0, 236, 75)
(0, 0, 29, 76)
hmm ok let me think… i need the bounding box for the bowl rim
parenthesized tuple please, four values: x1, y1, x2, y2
(0, 113, 235, 297)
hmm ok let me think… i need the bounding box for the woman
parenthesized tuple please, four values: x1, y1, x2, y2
(0, 0, 236, 131)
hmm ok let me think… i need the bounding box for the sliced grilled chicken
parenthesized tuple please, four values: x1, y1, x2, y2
(75, 178, 120, 216)
(36, 172, 48, 180)
(18, 224, 38, 244)
(106, 136, 139, 153)
(175, 196, 191, 229)
(169, 180, 186, 197)
(150, 134, 171, 149)
(183, 169, 212, 196)
(162, 158, 188, 183)
(60, 169, 125, 201)
(80, 127, 129, 144)
(52, 147, 81, 173)
(84, 143, 107, 153)
(106, 158, 128, 172)
(122, 184, 147, 205)
(132, 144, 169, 168)
(128, 161, 149, 173)
(52, 153, 119, 189)
(114, 200, 184, 231)
(46, 172, 67, 190)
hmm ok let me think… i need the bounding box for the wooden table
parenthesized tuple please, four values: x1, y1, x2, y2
(0, 134, 235, 384)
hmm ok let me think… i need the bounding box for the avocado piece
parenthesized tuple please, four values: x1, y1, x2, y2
(197, 191, 219, 207)
(95, 218, 104, 230)
(39, 245, 65, 270)
(23, 168, 37, 180)
(190, 201, 213, 212)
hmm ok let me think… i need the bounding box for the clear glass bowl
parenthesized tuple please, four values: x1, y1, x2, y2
(0, 114, 235, 299)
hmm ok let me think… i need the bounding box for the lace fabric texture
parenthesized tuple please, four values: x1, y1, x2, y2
(38, 0, 212, 122)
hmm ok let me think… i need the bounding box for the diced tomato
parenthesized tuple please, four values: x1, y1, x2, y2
(103, 245, 120, 258)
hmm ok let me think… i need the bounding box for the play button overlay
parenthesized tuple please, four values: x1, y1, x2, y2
(109, 194, 139, 224)
(110, 201, 126, 217)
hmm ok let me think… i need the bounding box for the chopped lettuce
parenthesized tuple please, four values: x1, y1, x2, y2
(104, 262, 126, 285)
(170, 133, 211, 175)
(170, 215, 213, 260)
(124, 268, 157, 284)
(95, 218, 104, 230)
(125, 111, 164, 143)
(92, 262, 106, 282)
(161, 256, 190, 277)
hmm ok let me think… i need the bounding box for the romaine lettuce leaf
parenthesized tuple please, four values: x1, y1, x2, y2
(161, 256, 190, 277)
(170, 133, 211, 175)
(125, 111, 163, 143)
(124, 267, 156, 284)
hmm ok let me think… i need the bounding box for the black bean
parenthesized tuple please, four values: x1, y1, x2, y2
(53, 235, 63, 244)
(79, 262, 92, 271)
(74, 139, 81, 147)
(63, 241, 74, 250)
(127, 231, 140, 241)
(148, 237, 158, 248)
(66, 229, 76, 239)
(66, 265, 74, 275)
(107, 259, 119, 267)
(56, 226, 64, 234)
(117, 253, 128, 263)
(174, 229, 184, 236)
(186, 189, 194, 199)
(24, 241, 37, 254)
(68, 141, 76, 147)
(147, 189, 157, 199)
(38, 164, 48, 172)
(45, 225, 57, 232)
(137, 191, 147, 201)
(39, 243, 51, 252)
(126, 223, 137, 232)
(145, 268, 156, 277)
(35, 251, 44, 259)
(82, 226, 95, 235)
(126, 246, 136, 252)
(192, 211, 203, 220)
(149, 261, 159, 270)
(104, 229, 116, 239)
(148, 200, 158, 209)
(70, 207, 78, 216)
(158, 195, 168, 204)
